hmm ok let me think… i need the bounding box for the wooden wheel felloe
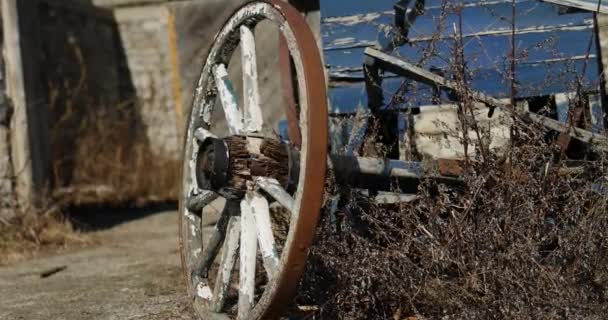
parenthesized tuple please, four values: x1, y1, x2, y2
(178, 1, 328, 319)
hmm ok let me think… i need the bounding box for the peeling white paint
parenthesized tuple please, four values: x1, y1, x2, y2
(323, 12, 383, 26)
(211, 216, 241, 312)
(239, 195, 258, 319)
(190, 224, 199, 237)
(329, 37, 356, 47)
(255, 177, 294, 211)
(213, 64, 243, 135)
(186, 211, 197, 222)
(240, 25, 264, 133)
(194, 128, 218, 143)
(249, 192, 279, 278)
(196, 282, 214, 301)
(245, 136, 264, 155)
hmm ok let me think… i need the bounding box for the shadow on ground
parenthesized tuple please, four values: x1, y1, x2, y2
(66, 201, 178, 232)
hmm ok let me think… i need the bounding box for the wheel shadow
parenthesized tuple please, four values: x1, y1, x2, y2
(66, 202, 177, 232)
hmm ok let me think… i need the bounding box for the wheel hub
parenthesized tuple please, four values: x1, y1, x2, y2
(196, 134, 300, 196)
(196, 137, 230, 191)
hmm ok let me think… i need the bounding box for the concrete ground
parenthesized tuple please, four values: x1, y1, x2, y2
(0, 209, 199, 320)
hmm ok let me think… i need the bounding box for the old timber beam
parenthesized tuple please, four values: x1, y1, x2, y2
(365, 47, 608, 152)
(3, 0, 51, 205)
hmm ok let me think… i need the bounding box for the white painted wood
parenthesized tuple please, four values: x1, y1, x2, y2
(240, 25, 264, 133)
(186, 190, 219, 212)
(196, 282, 214, 301)
(254, 177, 295, 211)
(375, 192, 419, 204)
(245, 136, 264, 154)
(249, 192, 279, 278)
(412, 103, 511, 160)
(238, 196, 258, 319)
(211, 216, 241, 312)
(194, 127, 218, 143)
(213, 64, 242, 135)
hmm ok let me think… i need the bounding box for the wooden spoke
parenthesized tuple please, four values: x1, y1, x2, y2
(195, 127, 218, 143)
(254, 177, 295, 211)
(195, 201, 238, 279)
(238, 196, 258, 319)
(240, 25, 263, 133)
(213, 64, 242, 135)
(249, 192, 279, 278)
(186, 190, 219, 212)
(211, 216, 241, 312)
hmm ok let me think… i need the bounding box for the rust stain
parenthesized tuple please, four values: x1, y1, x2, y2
(167, 10, 185, 133)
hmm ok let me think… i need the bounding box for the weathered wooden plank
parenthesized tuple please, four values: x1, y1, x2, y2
(365, 47, 608, 151)
(238, 195, 258, 320)
(240, 25, 264, 133)
(213, 64, 243, 135)
(326, 27, 597, 71)
(327, 55, 599, 114)
(323, 0, 593, 50)
(412, 103, 512, 160)
(249, 191, 279, 278)
(211, 216, 241, 312)
(3, 0, 51, 205)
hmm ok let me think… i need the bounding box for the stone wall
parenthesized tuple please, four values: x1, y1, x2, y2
(113, 5, 180, 157)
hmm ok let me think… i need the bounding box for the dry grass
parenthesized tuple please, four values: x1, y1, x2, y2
(49, 98, 180, 207)
(0, 205, 90, 266)
(298, 119, 608, 319)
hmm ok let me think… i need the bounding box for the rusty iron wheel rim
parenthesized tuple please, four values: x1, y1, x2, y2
(178, 1, 328, 319)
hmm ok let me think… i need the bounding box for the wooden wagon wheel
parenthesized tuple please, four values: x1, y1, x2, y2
(179, 1, 328, 319)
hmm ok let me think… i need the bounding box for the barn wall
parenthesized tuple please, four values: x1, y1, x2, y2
(3, 0, 319, 204)
(113, 5, 180, 157)
(0, 11, 15, 218)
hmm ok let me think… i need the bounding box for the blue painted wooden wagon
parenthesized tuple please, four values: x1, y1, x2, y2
(177, 1, 608, 319)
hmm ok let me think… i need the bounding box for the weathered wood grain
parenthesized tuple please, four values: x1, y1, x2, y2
(365, 47, 608, 151)
(238, 194, 258, 319)
(3, 0, 51, 205)
(211, 216, 241, 312)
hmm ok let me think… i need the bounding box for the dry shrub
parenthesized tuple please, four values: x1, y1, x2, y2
(50, 101, 180, 206)
(298, 120, 608, 319)
(0, 205, 89, 266)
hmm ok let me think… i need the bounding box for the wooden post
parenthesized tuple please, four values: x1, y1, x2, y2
(2, 0, 50, 205)
(595, 14, 608, 130)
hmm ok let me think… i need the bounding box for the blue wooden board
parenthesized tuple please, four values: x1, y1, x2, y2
(321, 0, 601, 113)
